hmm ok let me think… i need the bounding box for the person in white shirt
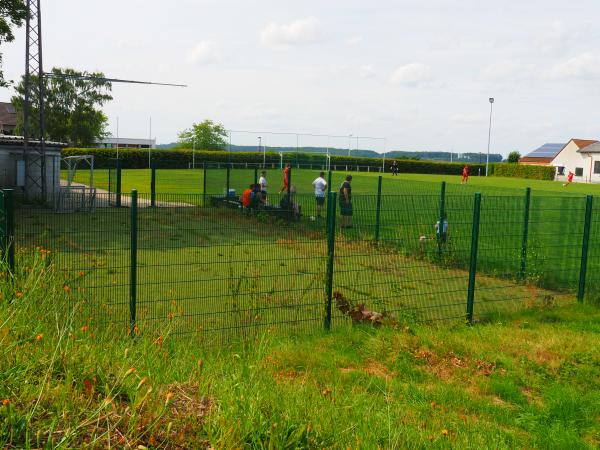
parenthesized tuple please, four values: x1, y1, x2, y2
(312, 172, 328, 218)
(258, 171, 268, 202)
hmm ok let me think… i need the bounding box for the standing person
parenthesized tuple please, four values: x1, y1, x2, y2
(279, 163, 291, 193)
(339, 175, 353, 228)
(391, 160, 399, 176)
(312, 171, 328, 218)
(258, 171, 268, 202)
(461, 165, 469, 184)
(564, 171, 574, 187)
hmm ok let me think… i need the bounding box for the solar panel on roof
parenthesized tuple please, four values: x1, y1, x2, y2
(525, 143, 565, 158)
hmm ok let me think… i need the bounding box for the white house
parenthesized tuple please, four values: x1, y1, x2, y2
(550, 139, 599, 183)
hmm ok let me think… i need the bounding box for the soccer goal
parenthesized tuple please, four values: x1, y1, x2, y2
(55, 155, 97, 212)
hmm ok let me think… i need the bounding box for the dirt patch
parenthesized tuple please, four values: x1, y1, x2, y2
(339, 360, 395, 382)
(412, 348, 469, 380)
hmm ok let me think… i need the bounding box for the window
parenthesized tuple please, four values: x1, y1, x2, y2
(557, 166, 565, 176)
(594, 161, 600, 174)
(575, 167, 584, 177)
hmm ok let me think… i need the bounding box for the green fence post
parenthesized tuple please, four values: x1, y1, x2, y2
(254, 167, 258, 186)
(325, 191, 337, 330)
(286, 167, 293, 206)
(129, 190, 138, 336)
(519, 187, 531, 280)
(327, 170, 332, 195)
(577, 195, 593, 302)
(0, 191, 4, 262)
(466, 193, 482, 325)
(116, 160, 122, 208)
(203, 165, 207, 206)
(374, 176, 382, 242)
(226, 165, 231, 196)
(4, 189, 14, 274)
(150, 164, 156, 207)
(437, 181, 446, 257)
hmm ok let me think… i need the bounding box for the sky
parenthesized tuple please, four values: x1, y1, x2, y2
(1, 0, 600, 156)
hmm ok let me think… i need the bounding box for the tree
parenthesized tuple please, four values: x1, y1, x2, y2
(12, 67, 113, 146)
(508, 151, 521, 163)
(0, 0, 28, 87)
(178, 120, 227, 150)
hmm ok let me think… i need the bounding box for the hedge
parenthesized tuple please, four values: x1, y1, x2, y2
(62, 148, 486, 175)
(491, 163, 555, 181)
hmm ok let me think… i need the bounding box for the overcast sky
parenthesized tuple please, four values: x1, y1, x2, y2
(1, 0, 600, 155)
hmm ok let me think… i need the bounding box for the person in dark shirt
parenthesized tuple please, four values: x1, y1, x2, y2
(391, 161, 399, 176)
(339, 175, 353, 228)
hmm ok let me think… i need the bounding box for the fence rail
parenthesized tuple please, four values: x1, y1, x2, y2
(4, 178, 597, 342)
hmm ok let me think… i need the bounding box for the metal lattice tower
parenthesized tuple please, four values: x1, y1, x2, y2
(23, 0, 47, 200)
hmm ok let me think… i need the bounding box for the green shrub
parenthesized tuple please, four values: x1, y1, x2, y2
(492, 163, 555, 181)
(62, 148, 486, 175)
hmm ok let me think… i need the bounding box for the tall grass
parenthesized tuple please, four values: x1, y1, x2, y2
(1, 251, 599, 448)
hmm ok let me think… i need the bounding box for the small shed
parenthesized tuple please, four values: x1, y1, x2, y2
(0, 135, 67, 198)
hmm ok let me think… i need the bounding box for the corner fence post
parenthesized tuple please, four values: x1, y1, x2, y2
(116, 160, 122, 208)
(327, 170, 332, 195)
(129, 190, 138, 336)
(325, 191, 337, 330)
(437, 181, 446, 257)
(226, 165, 231, 196)
(202, 165, 207, 206)
(3, 189, 15, 274)
(466, 193, 482, 325)
(577, 195, 593, 302)
(374, 176, 382, 242)
(519, 187, 531, 280)
(287, 167, 293, 203)
(150, 164, 156, 207)
(254, 167, 258, 186)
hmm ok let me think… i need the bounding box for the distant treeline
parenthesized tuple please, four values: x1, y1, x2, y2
(155, 143, 503, 163)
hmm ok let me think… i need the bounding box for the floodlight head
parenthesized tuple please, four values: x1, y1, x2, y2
(489, 97, 495, 104)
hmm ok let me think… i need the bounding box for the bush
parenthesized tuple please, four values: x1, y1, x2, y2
(62, 148, 486, 175)
(492, 163, 555, 180)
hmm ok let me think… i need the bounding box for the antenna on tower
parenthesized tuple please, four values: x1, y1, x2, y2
(21, 0, 186, 201)
(23, 0, 47, 200)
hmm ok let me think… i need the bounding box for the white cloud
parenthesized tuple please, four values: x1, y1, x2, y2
(545, 53, 600, 81)
(186, 40, 221, 65)
(261, 17, 323, 47)
(347, 35, 363, 45)
(359, 65, 376, 79)
(390, 63, 433, 87)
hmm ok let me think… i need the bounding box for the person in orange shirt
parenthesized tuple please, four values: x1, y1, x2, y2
(461, 165, 469, 184)
(241, 184, 254, 208)
(279, 163, 291, 193)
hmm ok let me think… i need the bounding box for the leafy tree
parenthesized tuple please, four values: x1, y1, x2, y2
(508, 151, 521, 163)
(178, 120, 227, 150)
(12, 67, 113, 146)
(0, 0, 28, 87)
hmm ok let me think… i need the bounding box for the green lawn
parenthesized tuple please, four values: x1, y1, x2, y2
(67, 167, 600, 197)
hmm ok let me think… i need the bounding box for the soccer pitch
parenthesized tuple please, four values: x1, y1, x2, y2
(68, 166, 600, 197)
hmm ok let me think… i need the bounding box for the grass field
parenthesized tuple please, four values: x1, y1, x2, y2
(1, 260, 599, 448)
(68, 167, 600, 197)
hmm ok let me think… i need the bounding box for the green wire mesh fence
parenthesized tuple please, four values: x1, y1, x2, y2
(3, 172, 596, 343)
